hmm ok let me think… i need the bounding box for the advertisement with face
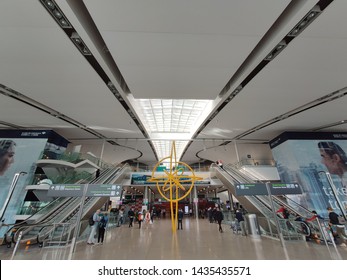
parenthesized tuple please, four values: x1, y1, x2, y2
(270, 133, 347, 218)
(0, 138, 47, 236)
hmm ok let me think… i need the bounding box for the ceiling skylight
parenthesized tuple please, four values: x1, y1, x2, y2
(137, 99, 212, 160)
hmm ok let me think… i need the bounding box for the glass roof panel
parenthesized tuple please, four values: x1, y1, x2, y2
(137, 98, 212, 159)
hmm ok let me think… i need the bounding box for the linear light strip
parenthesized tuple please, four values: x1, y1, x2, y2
(181, 0, 335, 160)
(235, 87, 347, 139)
(39, 0, 157, 159)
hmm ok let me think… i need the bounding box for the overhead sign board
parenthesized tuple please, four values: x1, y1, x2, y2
(47, 184, 123, 197)
(86, 184, 122, 197)
(235, 183, 268, 196)
(269, 183, 302, 195)
(235, 182, 302, 196)
(47, 184, 85, 197)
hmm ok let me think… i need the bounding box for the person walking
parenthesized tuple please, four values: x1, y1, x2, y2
(137, 211, 143, 229)
(207, 207, 213, 223)
(150, 208, 155, 223)
(214, 207, 224, 233)
(117, 208, 124, 227)
(128, 207, 135, 227)
(177, 209, 184, 230)
(144, 210, 151, 228)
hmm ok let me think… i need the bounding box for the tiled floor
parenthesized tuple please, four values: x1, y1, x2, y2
(1, 217, 346, 260)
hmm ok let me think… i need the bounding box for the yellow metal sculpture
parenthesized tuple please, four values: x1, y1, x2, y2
(148, 141, 203, 232)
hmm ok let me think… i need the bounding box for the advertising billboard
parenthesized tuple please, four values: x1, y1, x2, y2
(270, 132, 347, 217)
(0, 138, 48, 236)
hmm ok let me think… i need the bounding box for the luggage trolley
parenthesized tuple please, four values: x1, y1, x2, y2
(231, 220, 241, 234)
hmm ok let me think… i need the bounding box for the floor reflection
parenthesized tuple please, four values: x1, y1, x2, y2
(1, 218, 346, 260)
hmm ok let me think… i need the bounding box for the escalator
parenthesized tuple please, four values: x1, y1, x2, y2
(211, 163, 274, 216)
(211, 163, 312, 240)
(5, 164, 131, 246)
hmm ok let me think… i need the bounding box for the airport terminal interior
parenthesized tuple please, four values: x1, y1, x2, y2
(1, 0, 347, 260)
(1, 216, 347, 260)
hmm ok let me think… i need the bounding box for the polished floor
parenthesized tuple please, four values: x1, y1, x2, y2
(1, 217, 346, 260)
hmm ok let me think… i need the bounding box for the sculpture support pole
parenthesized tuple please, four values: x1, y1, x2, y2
(149, 141, 203, 233)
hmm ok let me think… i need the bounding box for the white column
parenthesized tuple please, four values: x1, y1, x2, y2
(193, 186, 198, 219)
(234, 140, 240, 162)
(144, 186, 149, 210)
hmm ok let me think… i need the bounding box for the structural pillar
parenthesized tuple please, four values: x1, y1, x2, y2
(234, 140, 240, 162)
(193, 185, 198, 219)
(228, 190, 234, 211)
(144, 186, 149, 210)
(100, 139, 105, 162)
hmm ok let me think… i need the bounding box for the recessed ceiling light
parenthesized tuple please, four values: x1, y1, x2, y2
(45, 0, 55, 9)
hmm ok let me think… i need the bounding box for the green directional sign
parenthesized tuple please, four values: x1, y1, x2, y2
(47, 184, 85, 197)
(270, 183, 302, 195)
(235, 182, 302, 196)
(47, 184, 123, 197)
(86, 184, 122, 197)
(235, 183, 268, 196)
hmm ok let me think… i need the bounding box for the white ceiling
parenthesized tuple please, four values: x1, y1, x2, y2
(1, 0, 346, 166)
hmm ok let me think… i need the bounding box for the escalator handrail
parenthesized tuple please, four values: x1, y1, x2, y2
(233, 164, 316, 219)
(5, 167, 113, 231)
(212, 164, 330, 240)
(20, 165, 128, 242)
(212, 164, 298, 223)
(222, 164, 311, 218)
(229, 166, 313, 218)
(212, 164, 275, 217)
(4, 197, 75, 237)
(272, 195, 313, 218)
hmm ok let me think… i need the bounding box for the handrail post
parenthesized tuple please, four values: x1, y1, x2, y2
(68, 184, 88, 260)
(266, 182, 286, 247)
(315, 218, 341, 260)
(10, 231, 23, 260)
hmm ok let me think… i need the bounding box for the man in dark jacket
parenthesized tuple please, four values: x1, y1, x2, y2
(128, 207, 135, 227)
(177, 209, 184, 230)
(214, 207, 224, 233)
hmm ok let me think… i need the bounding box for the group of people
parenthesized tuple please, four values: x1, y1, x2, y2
(87, 202, 345, 245)
(206, 206, 247, 235)
(302, 207, 345, 244)
(205, 206, 225, 232)
(126, 208, 152, 229)
(112, 206, 169, 230)
(129, 207, 184, 230)
(276, 204, 346, 245)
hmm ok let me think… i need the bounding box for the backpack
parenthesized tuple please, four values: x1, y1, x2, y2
(88, 215, 95, 226)
(99, 217, 107, 228)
